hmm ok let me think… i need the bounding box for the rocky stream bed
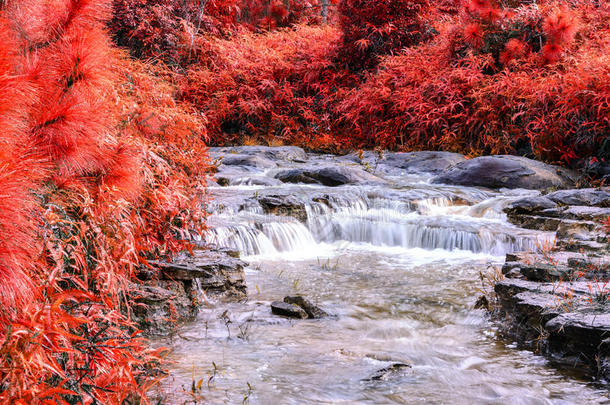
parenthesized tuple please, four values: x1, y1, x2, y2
(138, 146, 609, 404)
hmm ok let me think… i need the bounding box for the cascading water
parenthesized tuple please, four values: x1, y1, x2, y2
(205, 190, 552, 258)
(158, 153, 606, 404)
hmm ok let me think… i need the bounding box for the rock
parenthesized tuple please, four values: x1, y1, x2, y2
(216, 175, 282, 187)
(379, 151, 466, 174)
(151, 249, 247, 299)
(505, 214, 561, 231)
(474, 295, 490, 310)
(545, 188, 610, 207)
(519, 262, 571, 282)
(367, 363, 411, 381)
(270, 301, 308, 319)
(432, 155, 576, 190)
(555, 219, 601, 240)
(274, 169, 321, 184)
(221, 154, 277, 169)
(258, 195, 308, 222)
(545, 312, 610, 376)
(130, 281, 198, 336)
(560, 206, 610, 222)
(275, 166, 385, 186)
(210, 146, 307, 162)
(284, 296, 328, 318)
(504, 196, 557, 216)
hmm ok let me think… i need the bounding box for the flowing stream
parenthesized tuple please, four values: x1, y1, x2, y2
(158, 152, 609, 404)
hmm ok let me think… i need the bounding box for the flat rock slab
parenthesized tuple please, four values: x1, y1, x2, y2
(209, 146, 307, 162)
(545, 188, 610, 207)
(150, 249, 247, 298)
(275, 166, 385, 186)
(504, 196, 557, 215)
(271, 301, 308, 319)
(377, 151, 466, 174)
(221, 154, 277, 169)
(432, 155, 576, 190)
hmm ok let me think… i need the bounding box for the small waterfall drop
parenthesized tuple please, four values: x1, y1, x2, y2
(205, 183, 552, 257)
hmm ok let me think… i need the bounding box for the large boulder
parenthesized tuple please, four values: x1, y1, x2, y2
(545, 188, 610, 207)
(275, 166, 385, 187)
(432, 155, 576, 190)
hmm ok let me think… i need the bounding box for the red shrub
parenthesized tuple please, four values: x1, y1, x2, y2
(0, 0, 210, 403)
(110, 0, 327, 64)
(183, 24, 345, 146)
(337, 0, 431, 71)
(336, 1, 609, 162)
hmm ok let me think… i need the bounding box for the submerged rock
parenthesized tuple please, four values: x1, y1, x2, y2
(432, 155, 576, 190)
(284, 296, 328, 319)
(270, 301, 308, 319)
(367, 363, 411, 381)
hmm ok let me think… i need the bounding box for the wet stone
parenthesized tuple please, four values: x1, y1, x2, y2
(258, 195, 308, 223)
(432, 155, 576, 190)
(545, 188, 610, 207)
(270, 301, 308, 319)
(367, 363, 411, 381)
(284, 296, 328, 319)
(221, 154, 277, 169)
(504, 196, 558, 216)
(474, 295, 490, 310)
(275, 166, 385, 187)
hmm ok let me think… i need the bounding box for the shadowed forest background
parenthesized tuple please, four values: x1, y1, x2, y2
(0, 0, 608, 403)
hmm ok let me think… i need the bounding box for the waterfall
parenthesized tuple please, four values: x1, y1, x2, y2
(205, 187, 552, 257)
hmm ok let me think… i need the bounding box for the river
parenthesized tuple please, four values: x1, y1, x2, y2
(157, 149, 609, 404)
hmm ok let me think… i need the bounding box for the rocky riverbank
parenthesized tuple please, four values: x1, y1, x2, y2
(492, 188, 610, 383)
(130, 248, 247, 336)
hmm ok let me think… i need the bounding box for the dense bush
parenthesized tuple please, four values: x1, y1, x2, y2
(182, 0, 608, 165)
(183, 25, 346, 147)
(0, 0, 210, 403)
(110, 0, 328, 64)
(337, 0, 431, 71)
(338, 1, 610, 162)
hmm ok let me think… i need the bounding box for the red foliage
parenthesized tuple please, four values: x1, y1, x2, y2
(499, 38, 529, 65)
(182, 24, 345, 146)
(110, 0, 327, 64)
(337, 1, 609, 162)
(337, 0, 430, 71)
(0, 0, 210, 403)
